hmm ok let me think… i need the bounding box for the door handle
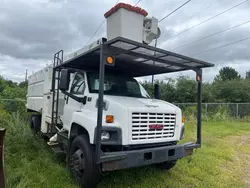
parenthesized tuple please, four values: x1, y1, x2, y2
(64, 95, 69, 104)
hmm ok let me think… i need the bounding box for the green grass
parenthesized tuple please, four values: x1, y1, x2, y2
(1, 111, 250, 188)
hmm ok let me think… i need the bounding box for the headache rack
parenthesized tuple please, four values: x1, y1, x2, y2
(52, 36, 214, 164)
(55, 37, 213, 76)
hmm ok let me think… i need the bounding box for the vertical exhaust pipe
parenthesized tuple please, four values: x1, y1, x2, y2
(154, 84, 160, 99)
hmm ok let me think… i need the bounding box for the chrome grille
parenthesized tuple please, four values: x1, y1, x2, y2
(132, 112, 176, 140)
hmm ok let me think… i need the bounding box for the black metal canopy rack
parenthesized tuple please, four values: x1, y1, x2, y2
(53, 36, 214, 164)
(56, 37, 213, 76)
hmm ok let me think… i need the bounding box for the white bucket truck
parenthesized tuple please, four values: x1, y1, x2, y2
(26, 3, 214, 187)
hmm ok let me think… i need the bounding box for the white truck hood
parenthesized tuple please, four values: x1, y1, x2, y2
(104, 96, 179, 113)
(101, 95, 182, 145)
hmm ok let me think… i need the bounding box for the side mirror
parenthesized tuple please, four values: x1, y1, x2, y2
(59, 69, 70, 91)
(154, 84, 160, 99)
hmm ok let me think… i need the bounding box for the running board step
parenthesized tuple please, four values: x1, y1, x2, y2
(57, 131, 68, 148)
(47, 142, 64, 155)
(51, 146, 64, 155)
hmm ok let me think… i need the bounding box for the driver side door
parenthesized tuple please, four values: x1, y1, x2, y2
(62, 72, 86, 130)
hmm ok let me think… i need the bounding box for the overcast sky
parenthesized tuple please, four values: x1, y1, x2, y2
(0, 0, 249, 82)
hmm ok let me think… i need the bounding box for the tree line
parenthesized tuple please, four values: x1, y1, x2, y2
(0, 66, 249, 110)
(0, 77, 27, 112)
(141, 67, 250, 103)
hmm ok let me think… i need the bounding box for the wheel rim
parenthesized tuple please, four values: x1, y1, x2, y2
(70, 148, 85, 179)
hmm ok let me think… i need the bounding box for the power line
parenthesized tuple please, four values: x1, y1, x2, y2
(159, 0, 191, 23)
(83, 0, 120, 47)
(192, 36, 250, 57)
(171, 20, 250, 51)
(134, 0, 142, 6)
(83, 20, 105, 47)
(162, 0, 249, 42)
(152, 0, 191, 49)
(157, 0, 218, 46)
(183, 0, 218, 23)
(151, 0, 191, 83)
(151, 1, 191, 82)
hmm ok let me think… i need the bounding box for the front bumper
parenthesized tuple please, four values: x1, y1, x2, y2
(101, 142, 200, 171)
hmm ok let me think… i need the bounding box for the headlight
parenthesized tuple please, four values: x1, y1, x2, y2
(101, 131, 110, 140)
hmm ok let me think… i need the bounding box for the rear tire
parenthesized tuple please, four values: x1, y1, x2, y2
(30, 114, 41, 136)
(68, 135, 100, 188)
(156, 160, 177, 170)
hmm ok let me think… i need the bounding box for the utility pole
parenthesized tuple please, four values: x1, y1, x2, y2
(151, 38, 158, 86)
(25, 69, 28, 81)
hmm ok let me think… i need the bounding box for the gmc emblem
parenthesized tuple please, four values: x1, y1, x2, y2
(149, 124, 164, 130)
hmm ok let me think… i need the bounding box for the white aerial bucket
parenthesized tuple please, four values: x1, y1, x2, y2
(104, 3, 148, 43)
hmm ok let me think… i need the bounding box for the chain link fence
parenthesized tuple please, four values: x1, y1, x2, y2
(174, 103, 250, 118)
(1, 99, 250, 119)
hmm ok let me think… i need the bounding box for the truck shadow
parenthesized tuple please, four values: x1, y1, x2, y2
(98, 165, 170, 188)
(50, 147, 184, 188)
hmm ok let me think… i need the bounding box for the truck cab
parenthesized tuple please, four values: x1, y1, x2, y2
(61, 70, 184, 147)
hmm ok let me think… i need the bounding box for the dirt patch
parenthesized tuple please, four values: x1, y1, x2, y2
(227, 134, 250, 187)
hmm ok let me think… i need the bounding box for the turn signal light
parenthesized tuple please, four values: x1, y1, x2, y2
(106, 115, 114, 123)
(196, 75, 201, 82)
(182, 116, 185, 123)
(106, 56, 114, 64)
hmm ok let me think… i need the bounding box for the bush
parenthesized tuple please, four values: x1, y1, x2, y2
(0, 108, 11, 126)
(209, 105, 230, 121)
(182, 105, 197, 122)
(181, 104, 231, 122)
(242, 115, 250, 122)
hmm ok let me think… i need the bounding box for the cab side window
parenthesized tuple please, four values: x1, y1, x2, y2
(70, 73, 85, 94)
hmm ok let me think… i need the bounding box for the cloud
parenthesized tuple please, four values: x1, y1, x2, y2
(0, 54, 49, 81)
(0, 0, 249, 82)
(157, 0, 250, 68)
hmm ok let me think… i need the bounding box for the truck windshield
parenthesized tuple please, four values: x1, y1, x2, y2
(87, 72, 150, 98)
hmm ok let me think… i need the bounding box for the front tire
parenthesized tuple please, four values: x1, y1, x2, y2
(30, 114, 41, 136)
(69, 135, 100, 188)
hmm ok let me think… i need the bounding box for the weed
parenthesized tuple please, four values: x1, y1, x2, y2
(1, 110, 250, 188)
